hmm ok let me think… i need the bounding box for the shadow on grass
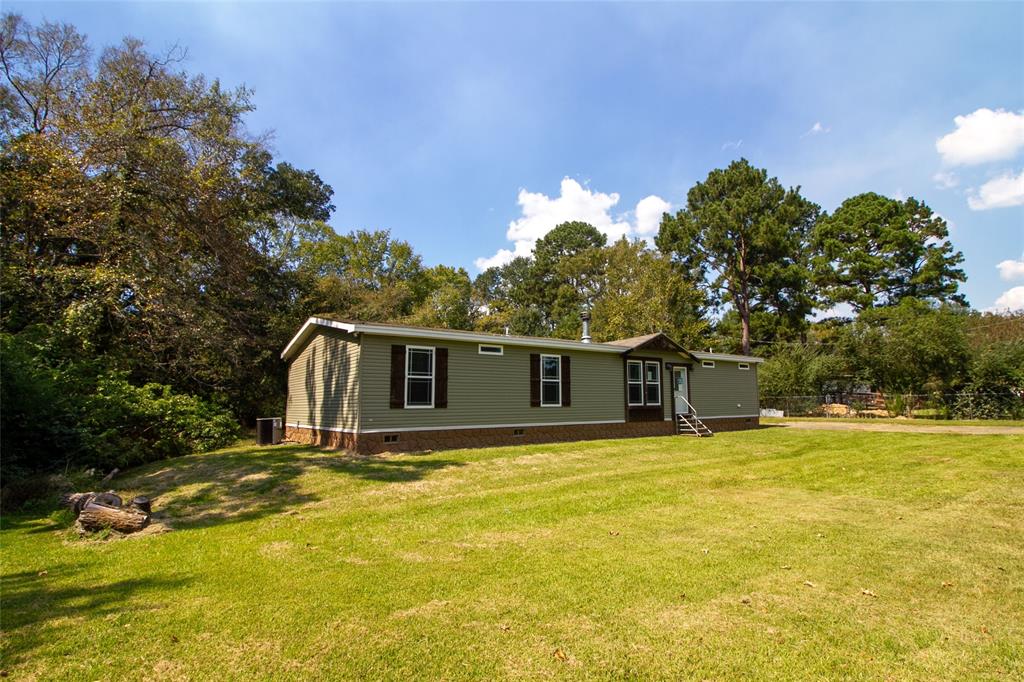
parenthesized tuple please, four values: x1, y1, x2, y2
(118, 443, 465, 530)
(1, 563, 192, 665)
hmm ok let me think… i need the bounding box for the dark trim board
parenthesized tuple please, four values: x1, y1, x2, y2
(622, 355, 667, 422)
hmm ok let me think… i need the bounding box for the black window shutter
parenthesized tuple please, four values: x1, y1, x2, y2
(435, 347, 448, 408)
(390, 345, 406, 408)
(529, 353, 540, 407)
(561, 355, 571, 406)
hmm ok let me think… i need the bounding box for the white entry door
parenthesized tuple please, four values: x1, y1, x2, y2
(672, 367, 690, 415)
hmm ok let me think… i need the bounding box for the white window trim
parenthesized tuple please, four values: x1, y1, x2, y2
(738, 362, 750, 370)
(478, 344, 504, 355)
(702, 360, 716, 368)
(404, 345, 435, 409)
(540, 353, 562, 407)
(626, 360, 644, 406)
(645, 361, 662, 406)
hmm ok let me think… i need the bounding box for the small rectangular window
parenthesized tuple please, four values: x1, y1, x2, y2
(405, 346, 434, 408)
(479, 344, 504, 355)
(512, 428, 525, 437)
(540, 354, 561, 406)
(383, 434, 400, 444)
(738, 362, 750, 370)
(645, 361, 661, 406)
(627, 360, 643, 406)
(702, 360, 715, 368)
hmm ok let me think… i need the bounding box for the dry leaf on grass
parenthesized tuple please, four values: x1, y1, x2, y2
(804, 581, 816, 588)
(553, 648, 568, 662)
(941, 581, 954, 588)
(861, 589, 878, 598)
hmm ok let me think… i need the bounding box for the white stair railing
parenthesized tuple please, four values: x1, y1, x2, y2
(675, 396, 714, 437)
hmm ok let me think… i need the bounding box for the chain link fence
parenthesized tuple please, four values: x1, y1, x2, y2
(760, 390, 1024, 420)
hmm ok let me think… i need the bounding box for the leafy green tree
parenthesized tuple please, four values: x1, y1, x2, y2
(590, 238, 707, 345)
(532, 221, 607, 335)
(1, 15, 335, 423)
(839, 299, 970, 403)
(657, 159, 819, 354)
(812, 192, 966, 310)
(0, 14, 90, 137)
(472, 256, 546, 336)
(953, 342, 1024, 419)
(757, 344, 846, 398)
(408, 265, 474, 330)
(298, 229, 426, 322)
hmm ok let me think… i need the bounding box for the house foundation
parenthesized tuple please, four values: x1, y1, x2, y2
(285, 417, 759, 455)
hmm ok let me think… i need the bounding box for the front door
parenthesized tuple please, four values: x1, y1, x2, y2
(672, 367, 690, 415)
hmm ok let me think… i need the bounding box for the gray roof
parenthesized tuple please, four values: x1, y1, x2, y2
(281, 317, 764, 364)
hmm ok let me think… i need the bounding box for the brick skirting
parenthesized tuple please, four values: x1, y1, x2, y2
(701, 416, 760, 432)
(285, 425, 358, 450)
(285, 416, 758, 454)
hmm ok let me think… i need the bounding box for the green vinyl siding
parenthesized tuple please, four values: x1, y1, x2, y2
(357, 334, 624, 430)
(286, 328, 360, 431)
(688, 361, 759, 418)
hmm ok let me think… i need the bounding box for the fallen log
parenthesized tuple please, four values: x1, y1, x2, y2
(62, 491, 123, 514)
(78, 500, 150, 534)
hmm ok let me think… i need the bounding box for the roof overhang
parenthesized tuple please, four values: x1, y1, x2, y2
(689, 351, 765, 364)
(281, 317, 628, 361)
(281, 317, 356, 360)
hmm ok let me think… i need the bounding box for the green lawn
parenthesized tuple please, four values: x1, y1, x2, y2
(761, 416, 1024, 428)
(3, 429, 1022, 680)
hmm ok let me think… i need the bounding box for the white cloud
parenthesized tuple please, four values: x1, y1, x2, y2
(932, 171, 959, 189)
(967, 169, 1024, 210)
(634, 195, 673, 237)
(997, 256, 1024, 281)
(936, 108, 1024, 166)
(474, 248, 519, 271)
(801, 122, 830, 137)
(721, 139, 743, 151)
(474, 178, 670, 270)
(991, 286, 1024, 312)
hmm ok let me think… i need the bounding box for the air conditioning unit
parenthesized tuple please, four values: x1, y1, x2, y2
(256, 417, 283, 445)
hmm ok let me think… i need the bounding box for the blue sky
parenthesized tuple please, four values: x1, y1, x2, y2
(11, 1, 1024, 311)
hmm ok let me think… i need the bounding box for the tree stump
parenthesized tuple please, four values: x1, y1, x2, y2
(63, 490, 152, 535)
(77, 501, 150, 534)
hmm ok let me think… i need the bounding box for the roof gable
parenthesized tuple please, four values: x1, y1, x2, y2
(606, 332, 695, 358)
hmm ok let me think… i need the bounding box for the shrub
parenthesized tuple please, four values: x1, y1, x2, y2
(1, 333, 239, 497)
(953, 342, 1024, 420)
(81, 376, 240, 470)
(0, 334, 85, 481)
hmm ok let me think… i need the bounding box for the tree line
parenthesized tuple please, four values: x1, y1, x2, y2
(1, 16, 1020, 487)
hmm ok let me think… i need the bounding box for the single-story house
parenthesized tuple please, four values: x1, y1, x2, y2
(281, 316, 762, 454)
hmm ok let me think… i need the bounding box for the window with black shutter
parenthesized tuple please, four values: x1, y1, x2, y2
(405, 346, 435, 408)
(540, 354, 561, 406)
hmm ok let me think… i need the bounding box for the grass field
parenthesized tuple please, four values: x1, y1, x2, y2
(761, 416, 1024, 428)
(2, 428, 1022, 680)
